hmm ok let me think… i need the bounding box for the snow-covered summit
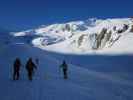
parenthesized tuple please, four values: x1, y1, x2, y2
(11, 18, 100, 37)
(11, 18, 133, 54)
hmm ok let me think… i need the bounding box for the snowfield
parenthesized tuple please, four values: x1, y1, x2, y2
(0, 43, 133, 100)
(0, 18, 133, 100)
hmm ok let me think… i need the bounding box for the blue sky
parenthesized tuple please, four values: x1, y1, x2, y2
(0, 0, 133, 31)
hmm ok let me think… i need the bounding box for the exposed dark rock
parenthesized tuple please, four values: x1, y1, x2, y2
(113, 26, 116, 31)
(109, 35, 121, 47)
(65, 24, 71, 32)
(117, 30, 123, 33)
(89, 33, 97, 49)
(55, 30, 59, 33)
(91, 29, 113, 49)
(101, 31, 112, 48)
(117, 24, 129, 34)
(106, 31, 112, 42)
(96, 28, 107, 49)
(78, 34, 86, 46)
(130, 25, 133, 32)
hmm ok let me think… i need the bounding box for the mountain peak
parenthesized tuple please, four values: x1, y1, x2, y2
(9, 18, 133, 54)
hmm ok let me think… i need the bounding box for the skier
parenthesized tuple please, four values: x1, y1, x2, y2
(26, 58, 37, 81)
(60, 60, 68, 79)
(13, 58, 21, 80)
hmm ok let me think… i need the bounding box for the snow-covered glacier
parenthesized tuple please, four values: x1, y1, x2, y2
(11, 18, 133, 54)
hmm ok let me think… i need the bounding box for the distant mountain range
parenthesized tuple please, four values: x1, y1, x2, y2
(7, 18, 133, 54)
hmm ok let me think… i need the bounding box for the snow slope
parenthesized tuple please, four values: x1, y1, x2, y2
(1, 18, 133, 100)
(0, 40, 133, 100)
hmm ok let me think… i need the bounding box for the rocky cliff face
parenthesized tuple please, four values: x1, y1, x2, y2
(70, 18, 133, 51)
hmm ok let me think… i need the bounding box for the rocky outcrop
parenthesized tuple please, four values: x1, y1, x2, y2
(100, 31, 112, 48)
(76, 28, 112, 50)
(86, 28, 111, 50)
(117, 24, 128, 34)
(89, 33, 97, 49)
(96, 28, 107, 49)
(130, 25, 133, 32)
(78, 34, 86, 46)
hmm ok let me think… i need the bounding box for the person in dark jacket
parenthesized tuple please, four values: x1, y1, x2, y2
(60, 60, 68, 79)
(13, 58, 21, 80)
(26, 58, 37, 81)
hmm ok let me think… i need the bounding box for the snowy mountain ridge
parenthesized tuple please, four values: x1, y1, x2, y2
(11, 18, 133, 54)
(1, 18, 133, 100)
